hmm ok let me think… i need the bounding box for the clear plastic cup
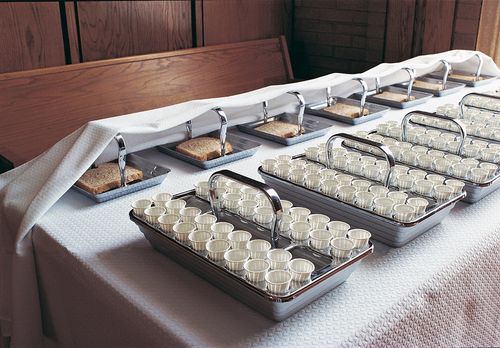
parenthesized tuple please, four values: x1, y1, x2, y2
(433, 185, 454, 200)
(463, 144, 481, 158)
(337, 185, 357, 203)
(396, 174, 414, 190)
(307, 214, 330, 229)
(265, 270, 292, 295)
(244, 259, 270, 283)
(305, 173, 322, 190)
(173, 222, 197, 242)
(319, 169, 337, 180)
(132, 199, 152, 217)
(321, 179, 339, 197)
(152, 193, 172, 207)
(158, 213, 180, 233)
(305, 163, 321, 174)
(426, 174, 446, 186)
(452, 163, 471, 179)
(288, 258, 315, 282)
(206, 239, 230, 262)
(247, 239, 272, 259)
(266, 249, 292, 270)
(444, 179, 465, 194)
(289, 207, 311, 222)
(275, 163, 291, 179)
(433, 158, 451, 173)
(179, 207, 202, 223)
(240, 186, 259, 200)
(392, 204, 415, 222)
(193, 181, 209, 198)
(332, 155, 349, 170)
(227, 230, 252, 249)
(351, 179, 371, 192)
(254, 207, 274, 224)
(309, 229, 333, 250)
(348, 161, 364, 175)
(330, 237, 355, 258)
(401, 150, 418, 166)
(238, 200, 258, 218)
(354, 191, 375, 209)
(327, 221, 350, 237)
(144, 206, 166, 225)
(279, 215, 294, 232)
(469, 168, 489, 183)
(290, 221, 312, 241)
(261, 159, 277, 173)
(479, 162, 498, 177)
(222, 192, 241, 212)
(210, 222, 234, 240)
(305, 147, 319, 161)
(347, 229, 371, 248)
(165, 199, 187, 215)
(291, 159, 307, 169)
(189, 230, 213, 252)
(413, 179, 434, 196)
(290, 168, 306, 184)
(461, 158, 479, 167)
(224, 249, 250, 272)
(480, 148, 498, 162)
(406, 197, 429, 215)
(408, 169, 428, 180)
(276, 154, 292, 163)
(363, 164, 381, 180)
(387, 191, 408, 204)
(417, 154, 434, 169)
(373, 197, 395, 216)
(369, 185, 389, 198)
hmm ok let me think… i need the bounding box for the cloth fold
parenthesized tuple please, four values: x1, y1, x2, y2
(0, 50, 498, 346)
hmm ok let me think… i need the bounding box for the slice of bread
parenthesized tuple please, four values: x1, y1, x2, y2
(255, 120, 303, 138)
(176, 136, 233, 161)
(376, 91, 416, 102)
(76, 162, 144, 195)
(414, 80, 444, 91)
(449, 73, 483, 81)
(323, 103, 369, 118)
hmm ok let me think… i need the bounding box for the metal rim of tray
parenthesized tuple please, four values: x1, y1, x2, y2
(459, 92, 500, 116)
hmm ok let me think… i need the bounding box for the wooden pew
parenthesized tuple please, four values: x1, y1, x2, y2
(0, 36, 293, 166)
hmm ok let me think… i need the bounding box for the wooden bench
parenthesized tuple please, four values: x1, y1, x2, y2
(0, 36, 293, 167)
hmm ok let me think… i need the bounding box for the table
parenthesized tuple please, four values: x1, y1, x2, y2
(32, 83, 500, 347)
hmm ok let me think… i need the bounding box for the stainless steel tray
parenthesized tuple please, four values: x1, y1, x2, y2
(354, 86, 433, 109)
(429, 70, 496, 87)
(259, 133, 465, 247)
(396, 77, 465, 97)
(459, 92, 500, 114)
(73, 135, 170, 203)
(130, 170, 373, 321)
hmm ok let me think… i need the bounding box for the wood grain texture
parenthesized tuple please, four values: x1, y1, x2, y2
(0, 37, 292, 165)
(65, 2, 81, 64)
(203, 0, 292, 46)
(0, 2, 65, 73)
(384, 0, 417, 62)
(451, 0, 482, 50)
(476, 0, 499, 64)
(77, 1, 192, 61)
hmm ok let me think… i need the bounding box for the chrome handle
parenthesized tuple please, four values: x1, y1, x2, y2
(474, 53, 483, 79)
(375, 77, 381, 94)
(185, 120, 193, 139)
(459, 92, 500, 117)
(441, 60, 451, 89)
(403, 67, 416, 101)
(208, 170, 283, 248)
(326, 133, 395, 187)
(115, 134, 127, 187)
(262, 100, 269, 123)
(212, 107, 228, 157)
(326, 86, 335, 107)
(287, 91, 305, 135)
(401, 111, 467, 155)
(353, 78, 368, 117)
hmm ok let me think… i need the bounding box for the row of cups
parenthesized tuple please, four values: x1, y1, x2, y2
(462, 95, 500, 112)
(436, 103, 500, 126)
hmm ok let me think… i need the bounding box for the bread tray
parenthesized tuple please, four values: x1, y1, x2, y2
(429, 54, 497, 87)
(259, 133, 466, 247)
(396, 77, 465, 97)
(130, 170, 373, 321)
(353, 86, 433, 109)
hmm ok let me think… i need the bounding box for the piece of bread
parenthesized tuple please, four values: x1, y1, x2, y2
(414, 80, 444, 91)
(449, 73, 483, 81)
(323, 103, 369, 118)
(76, 162, 144, 195)
(176, 136, 233, 161)
(255, 120, 303, 138)
(376, 91, 416, 102)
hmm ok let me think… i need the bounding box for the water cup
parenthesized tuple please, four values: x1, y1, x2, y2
(256, 193, 272, 207)
(225, 181, 243, 194)
(470, 168, 489, 183)
(276, 154, 292, 163)
(211, 222, 234, 240)
(305, 173, 322, 190)
(426, 174, 446, 186)
(280, 200, 293, 215)
(152, 193, 172, 207)
(463, 144, 481, 158)
(189, 230, 212, 252)
(332, 155, 349, 170)
(238, 200, 258, 218)
(434, 158, 451, 173)
(290, 221, 312, 241)
(254, 207, 274, 224)
(348, 160, 364, 175)
(363, 164, 381, 180)
(452, 163, 470, 179)
(227, 230, 252, 249)
(305, 147, 319, 161)
(207, 239, 230, 262)
(144, 206, 166, 225)
(194, 181, 209, 197)
(247, 239, 272, 259)
(331, 148, 348, 156)
(290, 168, 306, 184)
(173, 222, 197, 242)
(335, 174, 354, 186)
(428, 149, 445, 159)
(195, 213, 217, 230)
(392, 204, 415, 222)
(433, 185, 454, 200)
(479, 162, 498, 177)
(279, 215, 294, 232)
(224, 249, 250, 272)
(417, 154, 434, 169)
(318, 150, 328, 164)
(369, 185, 389, 198)
(408, 169, 428, 180)
(444, 179, 465, 194)
(261, 159, 277, 173)
(354, 191, 375, 209)
(413, 179, 434, 196)
(461, 158, 479, 167)
(373, 197, 395, 216)
(480, 148, 498, 162)
(387, 191, 408, 204)
(222, 192, 241, 212)
(307, 214, 330, 229)
(406, 197, 429, 215)
(166, 199, 187, 215)
(330, 237, 354, 259)
(337, 185, 357, 203)
(240, 186, 259, 201)
(309, 229, 333, 250)
(179, 207, 202, 223)
(396, 174, 414, 190)
(276, 163, 291, 179)
(347, 229, 371, 249)
(327, 221, 350, 238)
(132, 199, 152, 217)
(320, 169, 337, 180)
(244, 259, 270, 283)
(444, 154, 462, 164)
(321, 179, 339, 197)
(401, 150, 418, 166)
(351, 179, 371, 192)
(288, 258, 315, 282)
(158, 213, 180, 233)
(265, 270, 292, 295)
(266, 249, 292, 270)
(289, 207, 311, 222)
(291, 159, 307, 169)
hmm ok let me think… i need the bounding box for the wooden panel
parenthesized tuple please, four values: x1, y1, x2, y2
(476, 0, 500, 65)
(0, 37, 292, 165)
(203, 0, 292, 46)
(0, 2, 65, 73)
(384, 0, 417, 63)
(451, 0, 482, 50)
(77, 1, 192, 61)
(65, 2, 81, 64)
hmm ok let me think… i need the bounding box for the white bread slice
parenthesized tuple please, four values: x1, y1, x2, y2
(176, 136, 233, 161)
(414, 80, 444, 90)
(449, 73, 483, 81)
(376, 91, 416, 102)
(323, 103, 369, 118)
(255, 120, 303, 138)
(76, 162, 144, 195)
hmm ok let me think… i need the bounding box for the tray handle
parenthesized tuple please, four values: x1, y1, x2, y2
(208, 170, 283, 248)
(353, 78, 368, 117)
(403, 67, 416, 101)
(459, 92, 500, 117)
(287, 91, 305, 135)
(115, 133, 127, 187)
(326, 133, 395, 187)
(440, 59, 451, 89)
(326, 86, 336, 107)
(262, 100, 269, 123)
(212, 107, 229, 157)
(185, 120, 193, 139)
(474, 53, 483, 79)
(401, 111, 467, 155)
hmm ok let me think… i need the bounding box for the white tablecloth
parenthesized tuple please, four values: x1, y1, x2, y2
(31, 82, 500, 347)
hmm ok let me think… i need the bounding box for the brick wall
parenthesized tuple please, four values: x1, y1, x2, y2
(293, 0, 388, 78)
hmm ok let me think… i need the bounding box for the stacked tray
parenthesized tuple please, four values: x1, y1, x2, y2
(130, 170, 373, 321)
(259, 133, 466, 247)
(428, 54, 497, 87)
(363, 112, 500, 203)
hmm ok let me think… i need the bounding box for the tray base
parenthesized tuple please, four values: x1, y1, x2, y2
(396, 77, 465, 97)
(351, 86, 433, 109)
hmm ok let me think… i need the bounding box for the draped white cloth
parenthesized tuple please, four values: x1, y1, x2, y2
(0, 50, 498, 347)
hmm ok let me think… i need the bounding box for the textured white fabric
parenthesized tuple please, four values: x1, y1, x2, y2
(0, 50, 499, 347)
(30, 80, 500, 347)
